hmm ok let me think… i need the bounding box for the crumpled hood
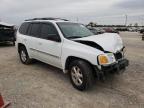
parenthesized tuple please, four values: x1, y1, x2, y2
(74, 33, 123, 53)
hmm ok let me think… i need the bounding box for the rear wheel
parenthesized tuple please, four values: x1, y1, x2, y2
(69, 60, 94, 91)
(19, 46, 32, 64)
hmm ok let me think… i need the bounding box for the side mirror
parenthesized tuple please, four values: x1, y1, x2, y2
(47, 34, 61, 42)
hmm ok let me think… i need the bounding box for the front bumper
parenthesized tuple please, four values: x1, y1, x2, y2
(101, 59, 129, 73)
(95, 59, 129, 79)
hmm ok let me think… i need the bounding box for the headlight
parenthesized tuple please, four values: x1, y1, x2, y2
(98, 55, 109, 65)
(98, 53, 116, 65)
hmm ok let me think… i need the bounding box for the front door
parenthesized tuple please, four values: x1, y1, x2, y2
(36, 22, 62, 68)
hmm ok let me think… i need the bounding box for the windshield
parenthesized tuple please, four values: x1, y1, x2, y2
(57, 22, 94, 39)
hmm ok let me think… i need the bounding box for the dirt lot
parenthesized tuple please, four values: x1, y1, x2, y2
(0, 32, 144, 108)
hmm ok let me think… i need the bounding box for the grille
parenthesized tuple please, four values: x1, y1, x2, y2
(114, 52, 123, 60)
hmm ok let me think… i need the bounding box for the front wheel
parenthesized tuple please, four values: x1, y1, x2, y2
(69, 60, 94, 91)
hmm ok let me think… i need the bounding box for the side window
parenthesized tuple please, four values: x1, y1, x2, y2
(19, 22, 30, 35)
(29, 23, 40, 37)
(40, 23, 60, 42)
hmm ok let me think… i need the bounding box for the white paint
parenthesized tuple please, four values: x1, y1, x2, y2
(16, 20, 125, 72)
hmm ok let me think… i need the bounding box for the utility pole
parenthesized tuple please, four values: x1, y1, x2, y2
(125, 14, 127, 26)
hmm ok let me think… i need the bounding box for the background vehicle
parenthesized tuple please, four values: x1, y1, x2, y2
(16, 18, 129, 91)
(0, 22, 16, 45)
(88, 27, 105, 35)
(104, 27, 119, 34)
(88, 27, 98, 35)
(140, 28, 144, 34)
(94, 27, 105, 34)
(116, 27, 128, 31)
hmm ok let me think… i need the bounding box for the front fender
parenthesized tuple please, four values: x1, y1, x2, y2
(61, 39, 104, 71)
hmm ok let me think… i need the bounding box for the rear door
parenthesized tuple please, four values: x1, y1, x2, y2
(36, 22, 62, 68)
(26, 22, 41, 58)
(18, 22, 31, 54)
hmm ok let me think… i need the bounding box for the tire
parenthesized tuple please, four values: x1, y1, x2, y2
(69, 60, 94, 91)
(19, 46, 32, 64)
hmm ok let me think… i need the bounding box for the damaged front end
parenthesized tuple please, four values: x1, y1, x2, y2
(73, 36, 129, 80)
(94, 58, 129, 80)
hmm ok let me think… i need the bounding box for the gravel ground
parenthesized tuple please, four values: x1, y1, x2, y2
(0, 32, 144, 108)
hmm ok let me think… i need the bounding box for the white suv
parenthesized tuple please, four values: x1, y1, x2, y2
(16, 18, 129, 91)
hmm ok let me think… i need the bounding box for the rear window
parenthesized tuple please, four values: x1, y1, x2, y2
(19, 22, 30, 35)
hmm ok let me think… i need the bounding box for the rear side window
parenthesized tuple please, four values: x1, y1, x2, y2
(29, 23, 40, 37)
(19, 22, 30, 35)
(40, 23, 58, 39)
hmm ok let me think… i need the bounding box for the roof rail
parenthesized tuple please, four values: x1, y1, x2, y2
(25, 17, 69, 21)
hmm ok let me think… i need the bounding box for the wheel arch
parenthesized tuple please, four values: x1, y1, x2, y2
(18, 43, 26, 53)
(65, 56, 96, 75)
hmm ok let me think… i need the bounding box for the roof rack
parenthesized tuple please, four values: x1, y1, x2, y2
(25, 17, 69, 21)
